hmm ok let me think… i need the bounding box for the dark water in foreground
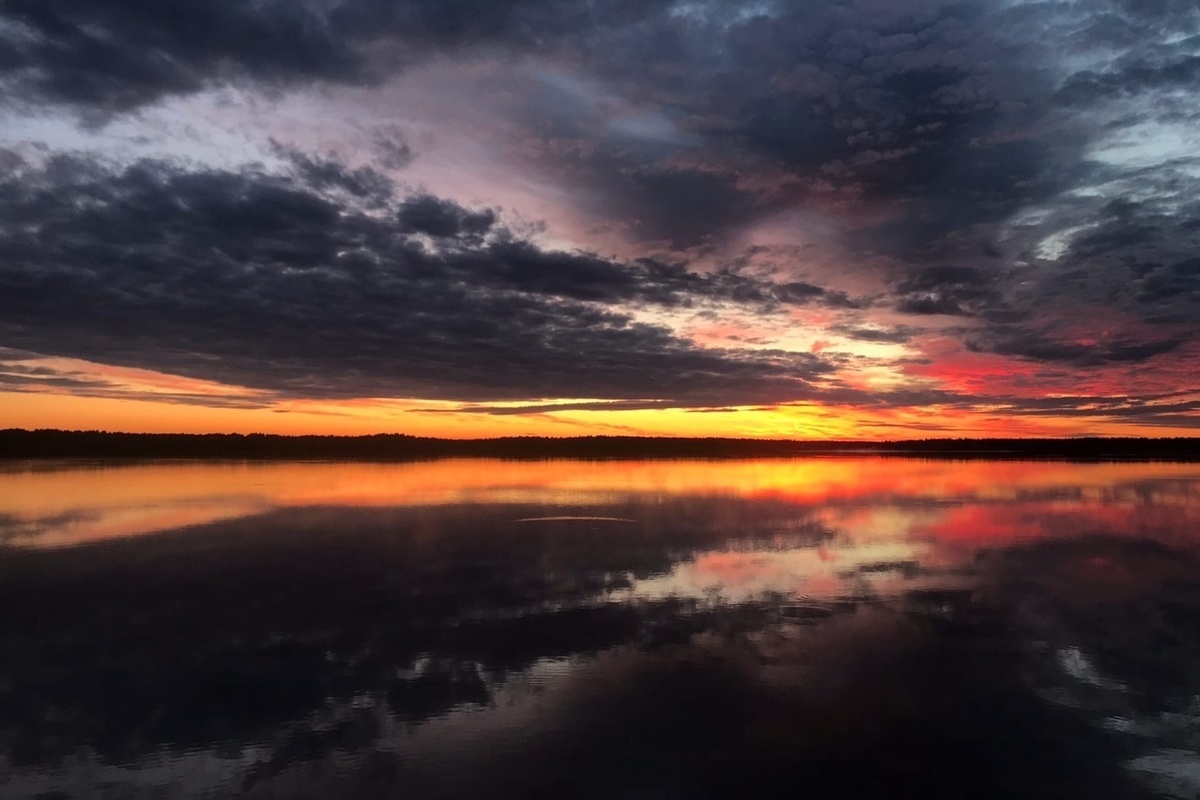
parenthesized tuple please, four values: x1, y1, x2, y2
(4, 458, 1200, 799)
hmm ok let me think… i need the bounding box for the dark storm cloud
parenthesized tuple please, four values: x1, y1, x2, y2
(919, 176, 1200, 368)
(0, 0, 667, 115)
(1056, 0, 1200, 107)
(0, 151, 841, 405)
(0, 0, 1178, 256)
(489, 0, 1091, 251)
(732, 4, 1073, 214)
(1063, 197, 1200, 324)
(995, 193, 1200, 346)
(271, 140, 395, 207)
(0, 0, 365, 115)
(968, 330, 1187, 367)
(829, 324, 923, 344)
(893, 265, 1008, 317)
(0, 0, 1085, 250)
(1058, 53, 1200, 106)
(395, 194, 497, 239)
(582, 162, 757, 250)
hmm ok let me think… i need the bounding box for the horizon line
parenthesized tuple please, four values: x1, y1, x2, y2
(4, 428, 1200, 443)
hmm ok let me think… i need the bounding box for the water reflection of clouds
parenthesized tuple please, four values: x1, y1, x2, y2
(0, 500, 272, 548)
(622, 539, 932, 605)
(5, 459, 1200, 797)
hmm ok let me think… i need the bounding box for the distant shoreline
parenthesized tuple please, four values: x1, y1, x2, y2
(3, 429, 1200, 462)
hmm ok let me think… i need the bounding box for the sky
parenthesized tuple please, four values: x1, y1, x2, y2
(1, 0, 1199, 439)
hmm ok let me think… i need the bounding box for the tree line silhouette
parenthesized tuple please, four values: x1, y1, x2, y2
(2, 428, 1199, 461)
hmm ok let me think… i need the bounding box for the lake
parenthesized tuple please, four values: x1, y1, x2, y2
(3, 458, 1200, 798)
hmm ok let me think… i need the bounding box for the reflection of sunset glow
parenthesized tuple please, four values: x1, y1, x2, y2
(5, 458, 1200, 550)
(627, 538, 929, 603)
(913, 500, 1200, 546)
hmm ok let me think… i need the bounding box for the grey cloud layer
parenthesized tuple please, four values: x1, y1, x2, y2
(0, 151, 842, 405)
(0, 1, 1189, 257)
(0, 1, 1123, 240)
(0, 0, 664, 114)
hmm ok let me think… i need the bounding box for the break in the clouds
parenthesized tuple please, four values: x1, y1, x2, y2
(2, 0, 1200, 433)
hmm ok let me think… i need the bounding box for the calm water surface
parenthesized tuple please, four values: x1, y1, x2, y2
(4, 458, 1200, 798)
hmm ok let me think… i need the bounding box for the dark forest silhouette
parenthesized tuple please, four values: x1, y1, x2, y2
(2, 428, 1200, 461)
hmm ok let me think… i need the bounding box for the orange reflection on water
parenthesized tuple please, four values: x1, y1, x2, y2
(2, 457, 1200, 548)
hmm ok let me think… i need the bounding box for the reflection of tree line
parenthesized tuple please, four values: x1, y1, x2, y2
(3, 429, 1200, 460)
